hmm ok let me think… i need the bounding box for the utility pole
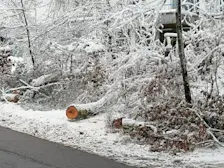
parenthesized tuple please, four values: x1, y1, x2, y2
(176, 0, 192, 103)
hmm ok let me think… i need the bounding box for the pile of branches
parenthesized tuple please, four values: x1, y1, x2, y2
(0, 72, 62, 105)
(134, 100, 224, 152)
(116, 63, 224, 152)
(115, 95, 224, 152)
(106, 49, 224, 152)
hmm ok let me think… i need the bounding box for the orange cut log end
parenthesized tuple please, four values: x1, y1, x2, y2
(66, 106, 79, 119)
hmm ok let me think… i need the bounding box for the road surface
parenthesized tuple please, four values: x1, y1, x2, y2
(0, 126, 135, 168)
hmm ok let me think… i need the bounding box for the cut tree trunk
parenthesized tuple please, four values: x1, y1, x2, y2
(1, 93, 19, 103)
(65, 89, 120, 120)
(112, 118, 157, 133)
(66, 105, 93, 120)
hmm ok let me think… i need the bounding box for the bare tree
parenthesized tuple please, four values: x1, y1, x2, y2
(176, 0, 192, 103)
(20, 0, 35, 69)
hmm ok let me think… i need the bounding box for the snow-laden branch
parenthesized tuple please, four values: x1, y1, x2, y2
(191, 44, 224, 70)
(188, 108, 224, 147)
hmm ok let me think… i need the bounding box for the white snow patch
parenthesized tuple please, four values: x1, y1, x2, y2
(77, 40, 105, 54)
(31, 74, 49, 87)
(7, 56, 24, 64)
(0, 102, 224, 168)
(0, 45, 10, 52)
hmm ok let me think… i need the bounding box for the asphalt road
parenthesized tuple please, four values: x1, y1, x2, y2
(0, 127, 136, 168)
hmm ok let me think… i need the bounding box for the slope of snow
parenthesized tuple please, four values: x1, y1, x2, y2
(0, 102, 224, 168)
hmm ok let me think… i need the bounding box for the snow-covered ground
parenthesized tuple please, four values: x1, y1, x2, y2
(0, 102, 224, 168)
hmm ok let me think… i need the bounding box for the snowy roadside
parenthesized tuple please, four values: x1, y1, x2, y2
(0, 102, 224, 168)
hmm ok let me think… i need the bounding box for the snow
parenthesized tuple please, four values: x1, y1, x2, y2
(7, 56, 24, 63)
(160, 9, 176, 14)
(164, 33, 177, 38)
(0, 102, 224, 168)
(77, 40, 105, 54)
(31, 74, 51, 87)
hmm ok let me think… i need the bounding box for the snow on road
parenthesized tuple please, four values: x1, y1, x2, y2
(0, 102, 224, 168)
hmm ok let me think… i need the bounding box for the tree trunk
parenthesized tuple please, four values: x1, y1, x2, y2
(21, 0, 35, 69)
(105, 0, 113, 52)
(176, 0, 192, 104)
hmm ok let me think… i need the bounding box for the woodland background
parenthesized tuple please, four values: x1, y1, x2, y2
(0, 0, 224, 152)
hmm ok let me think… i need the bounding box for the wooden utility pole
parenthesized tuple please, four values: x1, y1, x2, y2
(176, 0, 192, 103)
